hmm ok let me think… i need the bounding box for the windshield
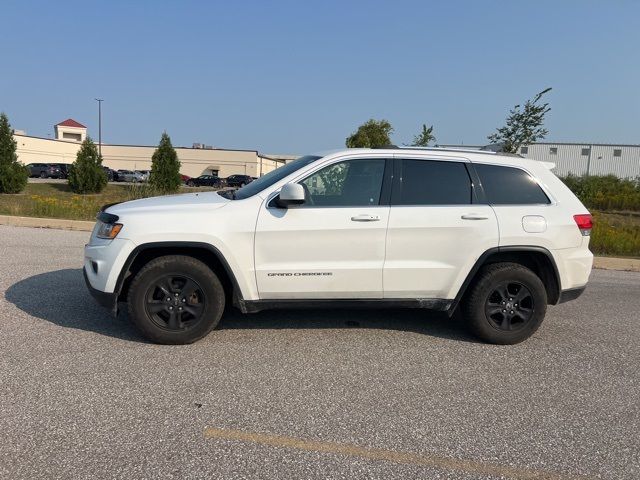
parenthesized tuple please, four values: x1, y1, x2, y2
(230, 155, 321, 200)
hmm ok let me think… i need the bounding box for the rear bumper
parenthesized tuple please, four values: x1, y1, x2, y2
(552, 246, 593, 292)
(84, 267, 117, 313)
(557, 286, 586, 304)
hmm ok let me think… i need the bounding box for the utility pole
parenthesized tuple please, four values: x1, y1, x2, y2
(95, 98, 103, 157)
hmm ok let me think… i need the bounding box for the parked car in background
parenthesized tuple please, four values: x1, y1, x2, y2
(52, 163, 72, 179)
(26, 163, 63, 179)
(117, 170, 145, 183)
(186, 175, 223, 188)
(102, 166, 118, 182)
(225, 174, 254, 188)
(136, 170, 150, 182)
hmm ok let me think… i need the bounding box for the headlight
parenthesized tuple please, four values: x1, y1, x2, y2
(97, 222, 123, 239)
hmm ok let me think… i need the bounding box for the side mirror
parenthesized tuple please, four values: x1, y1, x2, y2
(277, 183, 305, 208)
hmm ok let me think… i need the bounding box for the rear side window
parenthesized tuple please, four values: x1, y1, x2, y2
(395, 159, 472, 205)
(475, 164, 550, 205)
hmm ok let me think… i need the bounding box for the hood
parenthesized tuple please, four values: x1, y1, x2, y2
(106, 191, 229, 216)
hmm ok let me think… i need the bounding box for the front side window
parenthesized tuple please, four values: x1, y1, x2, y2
(300, 159, 386, 207)
(394, 159, 472, 205)
(475, 164, 550, 205)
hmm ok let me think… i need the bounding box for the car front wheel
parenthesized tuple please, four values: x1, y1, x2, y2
(462, 262, 547, 344)
(128, 255, 225, 344)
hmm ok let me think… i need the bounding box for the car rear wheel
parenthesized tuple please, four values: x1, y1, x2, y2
(39, 171, 47, 178)
(187, 181, 195, 187)
(462, 262, 547, 344)
(128, 255, 225, 344)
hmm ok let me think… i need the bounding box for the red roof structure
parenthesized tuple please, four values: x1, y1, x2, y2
(56, 118, 86, 128)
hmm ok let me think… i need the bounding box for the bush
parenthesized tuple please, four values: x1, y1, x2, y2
(560, 174, 640, 212)
(590, 212, 640, 257)
(68, 138, 107, 194)
(150, 132, 181, 193)
(0, 112, 29, 194)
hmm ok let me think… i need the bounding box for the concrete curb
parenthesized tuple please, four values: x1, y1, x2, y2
(593, 256, 640, 272)
(1, 214, 639, 272)
(0, 214, 94, 232)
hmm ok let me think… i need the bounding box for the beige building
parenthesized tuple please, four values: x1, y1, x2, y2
(14, 118, 295, 178)
(54, 119, 88, 143)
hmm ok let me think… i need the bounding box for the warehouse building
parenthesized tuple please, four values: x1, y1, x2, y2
(518, 143, 640, 179)
(14, 119, 296, 178)
(440, 142, 640, 179)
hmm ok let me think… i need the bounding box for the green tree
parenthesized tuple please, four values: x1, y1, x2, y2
(0, 112, 29, 194)
(488, 88, 552, 153)
(411, 124, 436, 146)
(68, 137, 107, 194)
(150, 132, 181, 193)
(346, 119, 394, 148)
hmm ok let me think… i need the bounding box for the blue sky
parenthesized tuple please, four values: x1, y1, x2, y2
(1, 0, 639, 153)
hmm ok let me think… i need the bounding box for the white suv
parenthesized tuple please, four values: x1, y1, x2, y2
(84, 148, 593, 345)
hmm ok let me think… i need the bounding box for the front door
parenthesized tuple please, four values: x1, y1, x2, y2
(255, 158, 391, 299)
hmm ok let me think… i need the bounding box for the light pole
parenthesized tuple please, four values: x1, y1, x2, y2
(94, 98, 103, 157)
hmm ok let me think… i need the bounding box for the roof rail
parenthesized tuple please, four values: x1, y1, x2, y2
(370, 145, 523, 158)
(401, 145, 525, 158)
(400, 146, 498, 155)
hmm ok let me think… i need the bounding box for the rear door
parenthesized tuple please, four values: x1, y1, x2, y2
(383, 156, 499, 300)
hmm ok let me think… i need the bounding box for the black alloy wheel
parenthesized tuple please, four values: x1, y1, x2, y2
(484, 281, 534, 331)
(462, 262, 547, 344)
(145, 275, 206, 331)
(128, 255, 226, 344)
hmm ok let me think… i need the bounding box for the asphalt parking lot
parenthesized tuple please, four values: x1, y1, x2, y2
(1, 225, 638, 480)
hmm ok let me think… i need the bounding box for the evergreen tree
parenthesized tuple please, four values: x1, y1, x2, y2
(68, 137, 107, 193)
(150, 132, 181, 193)
(0, 112, 29, 194)
(346, 119, 394, 148)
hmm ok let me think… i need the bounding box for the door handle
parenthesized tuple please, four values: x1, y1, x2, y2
(461, 214, 489, 220)
(351, 214, 380, 222)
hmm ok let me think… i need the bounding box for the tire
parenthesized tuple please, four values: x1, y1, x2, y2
(187, 181, 195, 187)
(128, 255, 225, 344)
(39, 171, 47, 178)
(462, 262, 547, 345)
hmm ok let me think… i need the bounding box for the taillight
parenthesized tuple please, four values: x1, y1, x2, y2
(573, 214, 593, 236)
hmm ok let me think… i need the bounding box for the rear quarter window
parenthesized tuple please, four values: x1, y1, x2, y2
(475, 164, 550, 205)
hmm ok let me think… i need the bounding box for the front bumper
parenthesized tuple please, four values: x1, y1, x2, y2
(83, 267, 118, 313)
